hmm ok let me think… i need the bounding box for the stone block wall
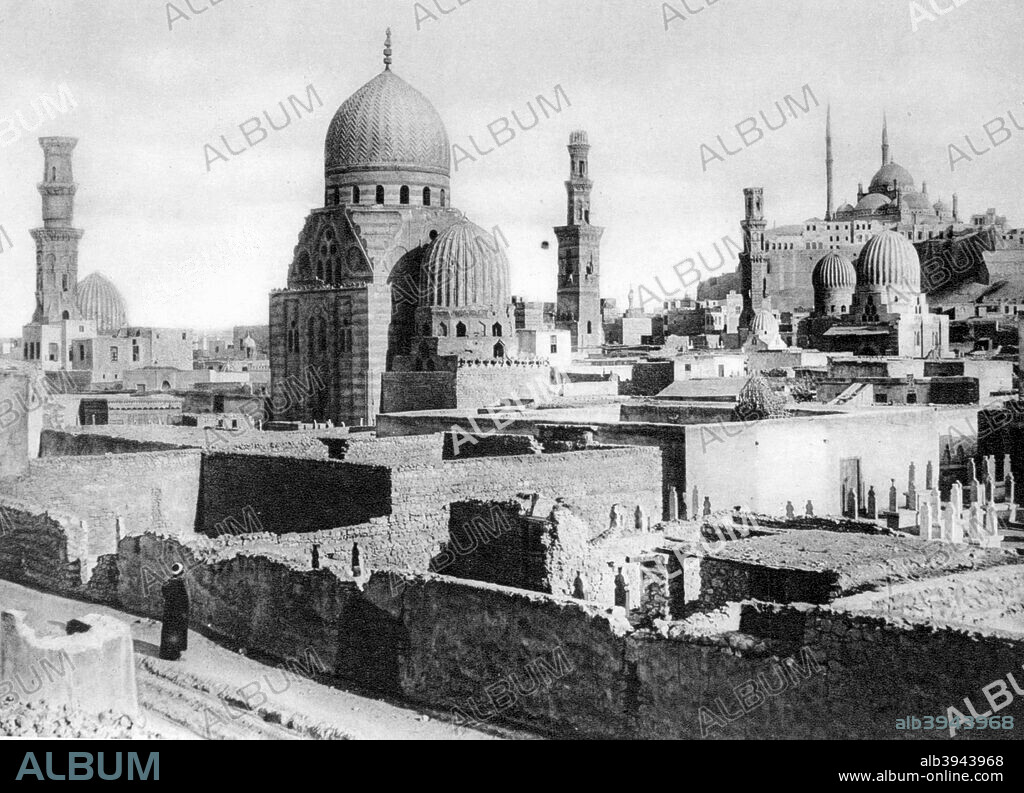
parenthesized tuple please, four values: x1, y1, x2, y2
(380, 372, 456, 414)
(698, 558, 838, 608)
(0, 450, 201, 544)
(830, 566, 1024, 630)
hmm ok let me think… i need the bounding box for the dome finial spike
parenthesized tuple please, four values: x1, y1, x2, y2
(384, 27, 393, 70)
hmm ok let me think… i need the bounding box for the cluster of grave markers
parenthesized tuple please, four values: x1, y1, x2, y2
(912, 455, 1012, 548)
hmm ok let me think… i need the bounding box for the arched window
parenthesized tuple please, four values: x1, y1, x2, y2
(400, 186, 410, 205)
(61, 274, 68, 291)
(317, 261, 325, 281)
(51, 167, 56, 181)
(423, 187, 431, 206)
(439, 323, 448, 337)
(587, 321, 593, 335)
(340, 315, 353, 353)
(375, 186, 385, 205)
(492, 323, 503, 337)
(62, 311, 70, 320)
(493, 342, 506, 359)
(440, 189, 446, 207)
(352, 186, 360, 204)
(456, 322, 467, 338)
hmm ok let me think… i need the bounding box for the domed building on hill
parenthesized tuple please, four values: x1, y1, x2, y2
(270, 30, 563, 425)
(732, 108, 1019, 336)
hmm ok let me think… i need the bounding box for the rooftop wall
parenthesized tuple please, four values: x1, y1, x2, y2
(684, 409, 943, 515)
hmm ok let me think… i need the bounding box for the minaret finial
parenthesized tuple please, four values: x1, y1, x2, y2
(882, 112, 890, 166)
(384, 28, 393, 70)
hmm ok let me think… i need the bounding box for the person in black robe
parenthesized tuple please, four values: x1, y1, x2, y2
(159, 563, 190, 661)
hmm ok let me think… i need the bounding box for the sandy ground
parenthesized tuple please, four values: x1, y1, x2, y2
(0, 580, 535, 740)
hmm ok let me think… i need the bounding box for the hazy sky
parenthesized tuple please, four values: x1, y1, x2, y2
(1, 0, 1022, 335)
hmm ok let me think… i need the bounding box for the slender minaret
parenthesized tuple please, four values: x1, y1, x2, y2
(881, 113, 891, 167)
(555, 130, 604, 351)
(31, 137, 83, 324)
(825, 105, 834, 221)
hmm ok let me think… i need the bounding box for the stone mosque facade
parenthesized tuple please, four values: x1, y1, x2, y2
(270, 33, 592, 426)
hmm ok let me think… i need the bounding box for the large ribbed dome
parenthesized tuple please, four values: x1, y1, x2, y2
(422, 218, 511, 309)
(869, 162, 915, 194)
(857, 231, 921, 291)
(812, 252, 856, 289)
(76, 272, 127, 333)
(325, 70, 450, 178)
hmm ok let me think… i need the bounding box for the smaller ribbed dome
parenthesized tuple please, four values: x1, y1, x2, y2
(836, 202, 855, 214)
(856, 194, 892, 212)
(750, 309, 780, 337)
(422, 218, 511, 309)
(76, 272, 127, 333)
(858, 231, 921, 292)
(934, 198, 950, 214)
(812, 252, 856, 289)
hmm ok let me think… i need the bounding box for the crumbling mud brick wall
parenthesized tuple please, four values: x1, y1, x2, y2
(389, 447, 663, 543)
(39, 429, 185, 457)
(742, 602, 1024, 740)
(0, 451, 201, 543)
(0, 500, 84, 595)
(97, 537, 1024, 740)
(322, 433, 442, 467)
(198, 453, 393, 536)
(366, 571, 1024, 739)
(115, 533, 398, 692)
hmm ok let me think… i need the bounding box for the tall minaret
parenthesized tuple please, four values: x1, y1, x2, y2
(881, 113, 891, 167)
(555, 130, 604, 352)
(739, 187, 768, 329)
(825, 105, 834, 221)
(31, 137, 84, 324)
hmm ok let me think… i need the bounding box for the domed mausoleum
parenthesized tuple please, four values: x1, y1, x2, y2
(808, 230, 948, 358)
(270, 30, 559, 426)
